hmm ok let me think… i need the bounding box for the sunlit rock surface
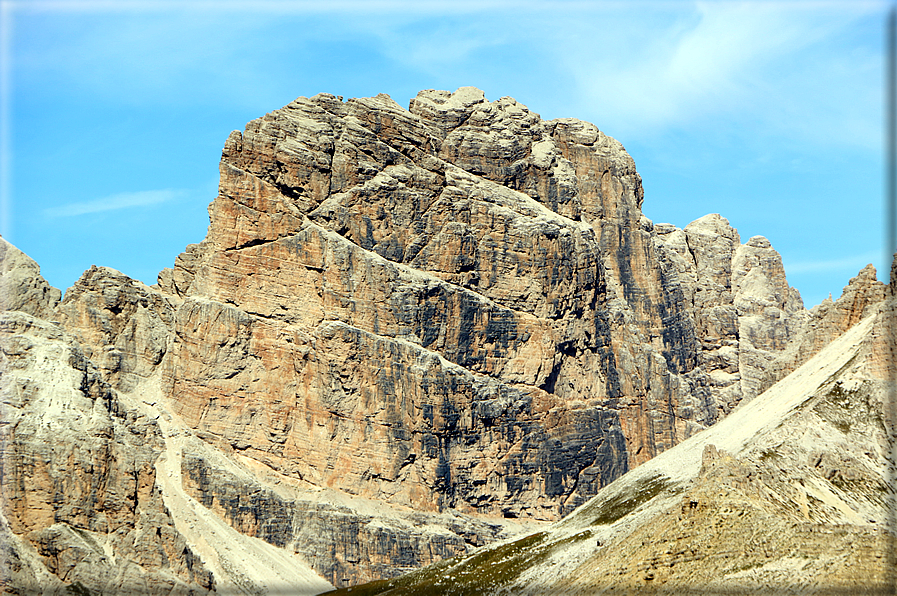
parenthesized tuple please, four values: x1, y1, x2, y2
(3, 88, 881, 593)
(325, 270, 894, 595)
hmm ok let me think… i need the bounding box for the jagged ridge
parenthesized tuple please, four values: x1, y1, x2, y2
(1, 87, 886, 593)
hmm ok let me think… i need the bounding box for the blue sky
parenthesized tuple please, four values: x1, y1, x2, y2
(1, 0, 890, 308)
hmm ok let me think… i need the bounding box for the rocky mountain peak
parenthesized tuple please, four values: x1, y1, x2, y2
(2, 88, 888, 593)
(798, 263, 886, 356)
(0, 236, 61, 319)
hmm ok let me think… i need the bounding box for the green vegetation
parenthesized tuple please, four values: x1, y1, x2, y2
(573, 473, 672, 527)
(322, 529, 584, 596)
(832, 419, 852, 434)
(320, 558, 459, 596)
(729, 559, 764, 574)
(810, 375, 886, 435)
(323, 475, 675, 596)
(553, 529, 593, 546)
(65, 583, 92, 596)
(71, 527, 102, 552)
(829, 475, 891, 505)
(805, 493, 840, 522)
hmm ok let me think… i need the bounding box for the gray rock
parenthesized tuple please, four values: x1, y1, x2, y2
(0, 236, 61, 319)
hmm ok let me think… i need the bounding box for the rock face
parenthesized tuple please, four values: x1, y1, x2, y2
(331, 285, 894, 595)
(1, 88, 880, 592)
(786, 263, 887, 365)
(0, 238, 61, 319)
(156, 87, 809, 528)
(0, 247, 214, 595)
(178, 450, 513, 587)
(654, 217, 809, 413)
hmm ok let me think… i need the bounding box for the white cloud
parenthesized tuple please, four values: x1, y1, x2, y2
(44, 189, 185, 217)
(14, 1, 884, 144)
(559, 1, 885, 148)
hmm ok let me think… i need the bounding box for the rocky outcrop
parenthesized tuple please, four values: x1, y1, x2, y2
(0, 253, 214, 594)
(154, 88, 809, 533)
(761, 261, 890, 389)
(335, 290, 894, 595)
(890, 251, 897, 296)
(57, 265, 178, 393)
(792, 263, 887, 361)
(0, 237, 60, 319)
(179, 450, 516, 587)
(654, 216, 809, 413)
(3, 87, 870, 592)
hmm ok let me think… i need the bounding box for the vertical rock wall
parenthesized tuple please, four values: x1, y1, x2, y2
(0, 240, 214, 594)
(154, 88, 806, 518)
(5, 87, 877, 590)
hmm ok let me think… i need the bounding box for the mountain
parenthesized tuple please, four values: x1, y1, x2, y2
(323, 269, 896, 595)
(0, 87, 887, 594)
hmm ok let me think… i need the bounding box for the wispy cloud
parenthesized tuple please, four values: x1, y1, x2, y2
(44, 189, 186, 217)
(14, 1, 885, 148)
(558, 1, 884, 149)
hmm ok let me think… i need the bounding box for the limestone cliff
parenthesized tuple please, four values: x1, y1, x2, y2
(1, 87, 876, 593)
(783, 263, 887, 368)
(0, 240, 215, 595)
(155, 87, 808, 528)
(654, 216, 809, 414)
(328, 280, 895, 595)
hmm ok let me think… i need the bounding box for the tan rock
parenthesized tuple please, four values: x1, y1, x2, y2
(763, 262, 889, 388)
(158, 88, 716, 522)
(57, 266, 177, 392)
(0, 236, 61, 319)
(347, 296, 894, 594)
(796, 263, 887, 361)
(7, 87, 873, 589)
(0, 310, 214, 594)
(152, 88, 816, 534)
